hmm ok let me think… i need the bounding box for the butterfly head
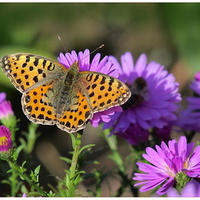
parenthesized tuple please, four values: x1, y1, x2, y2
(66, 60, 79, 72)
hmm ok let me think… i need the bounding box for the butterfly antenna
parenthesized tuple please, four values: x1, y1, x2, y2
(57, 35, 68, 53)
(90, 44, 104, 55)
(81, 44, 105, 61)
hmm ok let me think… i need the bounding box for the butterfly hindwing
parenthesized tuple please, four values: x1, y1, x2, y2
(56, 90, 92, 133)
(22, 83, 57, 125)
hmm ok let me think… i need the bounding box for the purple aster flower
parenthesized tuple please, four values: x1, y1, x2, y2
(175, 72, 200, 131)
(57, 49, 122, 127)
(104, 52, 181, 139)
(0, 125, 12, 152)
(153, 125, 171, 143)
(0, 92, 14, 119)
(167, 179, 200, 197)
(133, 136, 200, 195)
(116, 124, 149, 145)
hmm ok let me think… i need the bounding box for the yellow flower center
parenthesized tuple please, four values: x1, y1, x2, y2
(165, 165, 175, 177)
(183, 159, 189, 169)
(0, 136, 8, 145)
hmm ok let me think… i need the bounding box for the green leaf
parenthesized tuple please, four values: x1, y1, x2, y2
(60, 157, 72, 164)
(79, 144, 95, 154)
(34, 165, 41, 176)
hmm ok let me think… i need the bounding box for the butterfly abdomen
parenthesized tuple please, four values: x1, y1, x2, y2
(51, 68, 80, 116)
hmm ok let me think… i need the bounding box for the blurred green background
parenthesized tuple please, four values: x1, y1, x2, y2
(0, 3, 200, 197)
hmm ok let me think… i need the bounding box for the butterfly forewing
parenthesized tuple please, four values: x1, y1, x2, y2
(1, 53, 65, 92)
(80, 71, 131, 113)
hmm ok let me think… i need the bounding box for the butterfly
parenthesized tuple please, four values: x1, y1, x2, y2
(1, 53, 131, 133)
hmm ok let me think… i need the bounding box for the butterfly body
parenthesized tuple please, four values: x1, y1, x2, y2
(1, 53, 131, 133)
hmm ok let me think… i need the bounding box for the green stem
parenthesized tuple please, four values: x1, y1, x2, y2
(103, 129, 125, 172)
(66, 132, 82, 197)
(10, 169, 18, 196)
(8, 159, 47, 197)
(103, 129, 138, 197)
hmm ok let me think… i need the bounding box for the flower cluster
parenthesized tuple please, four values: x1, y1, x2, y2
(57, 51, 200, 197)
(2, 49, 200, 197)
